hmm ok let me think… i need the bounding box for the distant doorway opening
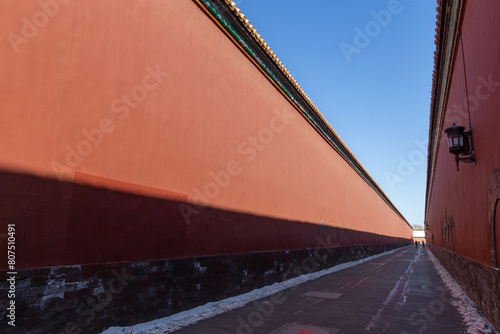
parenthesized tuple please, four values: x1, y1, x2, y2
(489, 168, 500, 268)
(495, 200, 500, 267)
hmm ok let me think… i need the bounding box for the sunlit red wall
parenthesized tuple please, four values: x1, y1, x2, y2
(426, 0, 500, 266)
(0, 0, 411, 270)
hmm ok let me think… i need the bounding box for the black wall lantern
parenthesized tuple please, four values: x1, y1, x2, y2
(444, 123, 475, 171)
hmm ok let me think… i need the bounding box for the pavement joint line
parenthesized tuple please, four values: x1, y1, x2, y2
(350, 275, 370, 288)
(302, 291, 343, 299)
(268, 323, 340, 334)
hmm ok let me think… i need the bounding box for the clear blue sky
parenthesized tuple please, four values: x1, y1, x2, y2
(236, 0, 437, 227)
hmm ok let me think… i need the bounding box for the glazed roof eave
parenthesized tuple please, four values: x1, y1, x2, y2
(197, 0, 411, 226)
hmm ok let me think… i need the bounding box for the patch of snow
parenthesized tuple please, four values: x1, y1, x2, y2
(264, 269, 275, 276)
(395, 248, 420, 311)
(193, 261, 207, 274)
(76, 280, 90, 290)
(40, 292, 64, 311)
(426, 248, 499, 334)
(101, 247, 405, 334)
(94, 285, 105, 295)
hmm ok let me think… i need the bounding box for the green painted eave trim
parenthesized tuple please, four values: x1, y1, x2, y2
(425, 0, 463, 219)
(195, 0, 410, 227)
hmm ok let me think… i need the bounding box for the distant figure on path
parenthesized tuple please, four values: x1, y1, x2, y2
(422, 241, 425, 247)
(415, 240, 418, 247)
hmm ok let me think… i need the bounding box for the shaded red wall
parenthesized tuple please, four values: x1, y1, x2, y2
(426, 0, 500, 266)
(0, 0, 411, 269)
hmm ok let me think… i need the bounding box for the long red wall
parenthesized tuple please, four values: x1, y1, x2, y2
(426, 0, 500, 266)
(0, 0, 411, 270)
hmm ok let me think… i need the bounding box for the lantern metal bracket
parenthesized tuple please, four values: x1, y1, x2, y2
(454, 128, 475, 171)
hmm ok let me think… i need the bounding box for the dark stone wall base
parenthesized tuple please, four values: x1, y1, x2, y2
(428, 244, 500, 331)
(0, 242, 409, 334)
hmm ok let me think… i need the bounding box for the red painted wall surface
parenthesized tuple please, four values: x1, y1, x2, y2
(0, 0, 411, 269)
(426, 1, 500, 266)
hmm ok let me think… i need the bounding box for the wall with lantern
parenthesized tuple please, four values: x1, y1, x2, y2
(427, 0, 500, 267)
(426, 0, 500, 329)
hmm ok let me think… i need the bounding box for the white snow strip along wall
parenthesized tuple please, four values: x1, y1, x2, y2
(427, 248, 499, 334)
(101, 247, 406, 334)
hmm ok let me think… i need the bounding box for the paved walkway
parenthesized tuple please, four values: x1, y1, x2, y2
(171, 246, 467, 334)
